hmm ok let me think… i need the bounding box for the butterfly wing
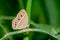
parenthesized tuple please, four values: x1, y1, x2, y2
(12, 18, 16, 29)
(12, 9, 28, 30)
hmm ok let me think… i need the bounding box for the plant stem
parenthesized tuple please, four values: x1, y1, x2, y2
(0, 28, 58, 40)
(25, 0, 32, 40)
(0, 24, 7, 33)
(18, 0, 24, 9)
(26, 0, 32, 24)
(0, 28, 32, 40)
(0, 16, 15, 20)
(0, 24, 13, 40)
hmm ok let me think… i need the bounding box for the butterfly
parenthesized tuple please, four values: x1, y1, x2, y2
(12, 9, 29, 30)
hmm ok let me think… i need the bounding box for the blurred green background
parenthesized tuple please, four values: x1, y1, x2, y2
(0, 0, 60, 40)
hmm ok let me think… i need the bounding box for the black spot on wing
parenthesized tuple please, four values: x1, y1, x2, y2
(21, 15, 23, 17)
(18, 18, 20, 20)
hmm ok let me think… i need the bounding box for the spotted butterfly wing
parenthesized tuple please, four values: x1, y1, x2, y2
(12, 9, 28, 30)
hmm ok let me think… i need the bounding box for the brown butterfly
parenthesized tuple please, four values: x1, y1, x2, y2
(12, 9, 28, 30)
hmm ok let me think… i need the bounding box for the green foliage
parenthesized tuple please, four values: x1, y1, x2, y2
(0, 0, 60, 40)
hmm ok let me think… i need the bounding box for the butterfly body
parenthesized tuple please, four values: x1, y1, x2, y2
(12, 9, 28, 30)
